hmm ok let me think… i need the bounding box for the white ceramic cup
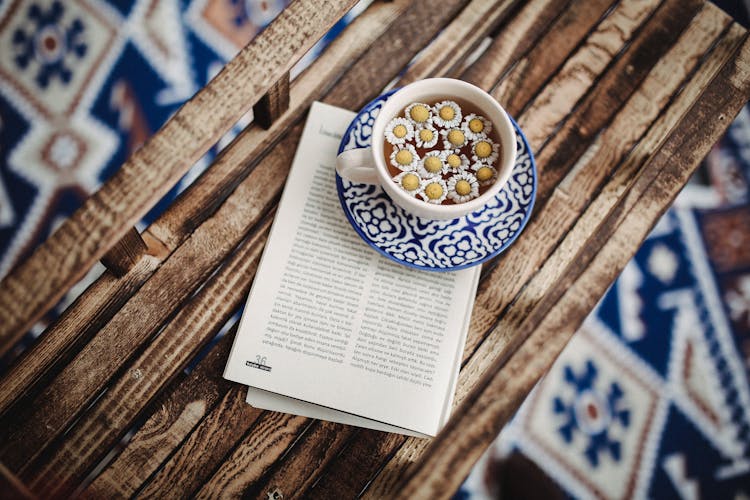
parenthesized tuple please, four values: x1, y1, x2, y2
(335, 78, 517, 220)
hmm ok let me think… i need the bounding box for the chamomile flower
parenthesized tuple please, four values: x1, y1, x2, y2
(471, 139, 500, 165)
(405, 102, 432, 124)
(462, 113, 492, 140)
(432, 100, 462, 128)
(390, 144, 419, 171)
(420, 178, 448, 204)
(393, 171, 422, 195)
(447, 171, 480, 203)
(471, 162, 498, 186)
(440, 150, 470, 173)
(385, 117, 414, 145)
(417, 150, 446, 178)
(414, 122, 438, 148)
(441, 127, 468, 149)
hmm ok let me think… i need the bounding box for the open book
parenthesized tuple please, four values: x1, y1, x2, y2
(224, 101, 480, 437)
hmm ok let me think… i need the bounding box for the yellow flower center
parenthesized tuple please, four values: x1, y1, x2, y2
(476, 166, 493, 182)
(401, 173, 420, 191)
(439, 106, 455, 121)
(393, 124, 408, 138)
(409, 105, 429, 123)
(447, 154, 462, 168)
(424, 156, 442, 173)
(425, 182, 444, 200)
(469, 118, 484, 133)
(447, 129, 465, 146)
(395, 150, 413, 166)
(475, 140, 493, 158)
(455, 180, 472, 196)
(419, 129, 434, 142)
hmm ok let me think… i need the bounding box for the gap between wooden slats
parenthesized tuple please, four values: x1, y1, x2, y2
(391, 31, 750, 499)
(0, 0, 358, 354)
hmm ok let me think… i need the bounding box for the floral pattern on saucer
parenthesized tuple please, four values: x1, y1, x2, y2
(336, 90, 537, 271)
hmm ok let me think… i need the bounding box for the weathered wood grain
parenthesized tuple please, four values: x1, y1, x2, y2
(397, 0, 520, 85)
(390, 35, 750, 498)
(21, 219, 272, 496)
(82, 333, 237, 498)
(0, 0, 357, 354)
(246, 420, 353, 499)
(99, 227, 148, 278)
(136, 386, 264, 499)
(253, 72, 291, 129)
(464, 13, 743, 378)
(460, 0, 574, 89)
(0, 0, 410, 421)
(513, 0, 663, 148)
(316, 5, 740, 498)
(306, 430, 405, 498)
(489, 0, 618, 116)
(531, 0, 704, 199)
(194, 413, 313, 499)
(0, 139, 296, 472)
(375, 22, 746, 500)
(0, 255, 160, 418)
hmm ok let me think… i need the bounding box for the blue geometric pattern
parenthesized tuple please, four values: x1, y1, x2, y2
(336, 91, 537, 271)
(12, 2, 87, 88)
(553, 359, 630, 468)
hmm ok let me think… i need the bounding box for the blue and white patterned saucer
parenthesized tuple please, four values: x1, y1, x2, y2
(336, 90, 537, 272)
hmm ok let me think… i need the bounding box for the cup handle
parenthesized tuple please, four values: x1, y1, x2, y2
(335, 148, 380, 184)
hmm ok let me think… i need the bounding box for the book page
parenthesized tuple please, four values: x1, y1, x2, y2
(224, 101, 480, 436)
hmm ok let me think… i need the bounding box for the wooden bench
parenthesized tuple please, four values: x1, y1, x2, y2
(1, 0, 749, 497)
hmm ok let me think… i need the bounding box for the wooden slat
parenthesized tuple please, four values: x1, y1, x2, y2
(461, 0, 574, 89)
(0, 0, 358, 354)
(83, 334, 238, 498)
(0, 255, 160, 417)
(137, 386, 265, 498)
(20, 217, 272, 496)
(0, 0, 411, 421)
(314, 4, 740, 497)
(16, 0, 740, 496)
(487, 0, 617, 116)
(391, 33, 750, 498)
(513, 0, 665, 148)
(244, 420, 353, 499)
(396, 0, 521, 85)
(173, 0, 557, 495)
(530, 0, 704, 198)
(253, 72, 291, 129)
(466, 0, 706, 353)
(99, 228, 148, 278)
(0, 135, 297, 473)
(195, 412, 312, 499)
(79, 0, 516, 494)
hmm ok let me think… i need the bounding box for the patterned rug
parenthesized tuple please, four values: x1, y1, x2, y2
(1, 1, 749, 497)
